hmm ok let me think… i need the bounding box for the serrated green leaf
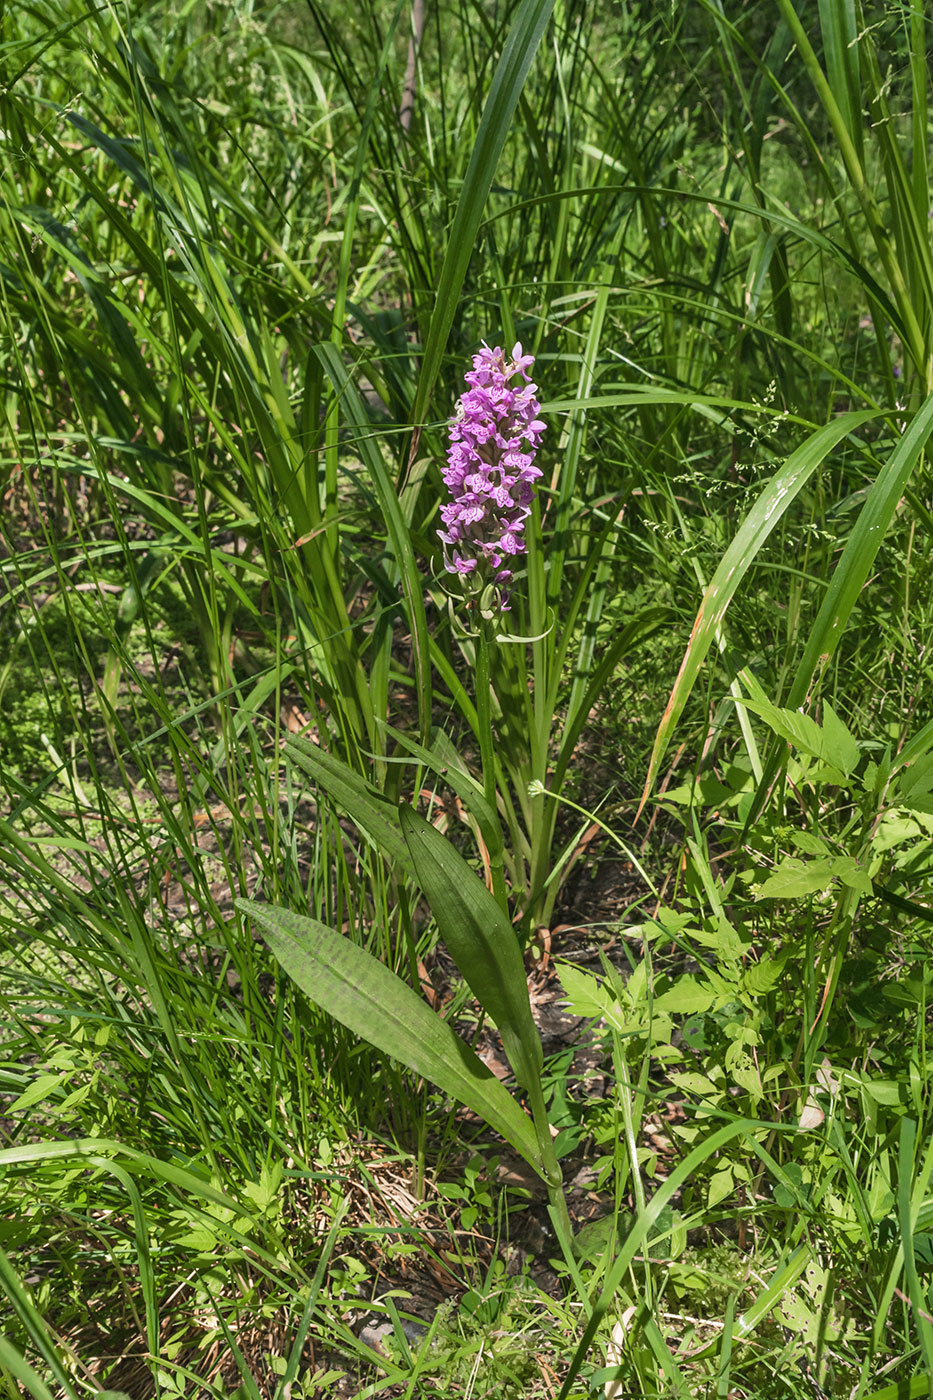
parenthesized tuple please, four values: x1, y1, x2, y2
(239, 900, 543, 1174)
(176, 1226, 218, 1251)
(557, 964, 617, 1022)
(399, 806, 542, 1091)
(743, 956, 787, 995)
(688, 918, 747, 961)
(740, 697, 825, 755)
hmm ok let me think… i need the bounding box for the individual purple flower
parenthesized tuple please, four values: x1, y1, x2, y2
(438, 342, 545, 608)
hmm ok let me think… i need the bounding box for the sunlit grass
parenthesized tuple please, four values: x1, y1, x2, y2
(1, 0, 933, 1396)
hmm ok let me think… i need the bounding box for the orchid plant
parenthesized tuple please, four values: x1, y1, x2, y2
(436, 343, 548, 914)
(438, 341, 545, 602)
(239, 341, 668, 1260)
(240, 342, 579, 1255)
(431, 341, 666, 933)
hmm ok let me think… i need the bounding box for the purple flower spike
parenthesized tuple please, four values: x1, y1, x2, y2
(438, 342, 544, 609)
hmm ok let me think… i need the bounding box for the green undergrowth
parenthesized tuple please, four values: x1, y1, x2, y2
(2, 0, 933, 1395)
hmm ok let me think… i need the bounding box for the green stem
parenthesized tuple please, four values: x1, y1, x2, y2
(802, 884, 861, 1077)
(475, 620, 509, 913)
(525, 1072, 574, 1257)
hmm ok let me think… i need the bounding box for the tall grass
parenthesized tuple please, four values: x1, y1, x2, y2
(2, 0, 933, 1395)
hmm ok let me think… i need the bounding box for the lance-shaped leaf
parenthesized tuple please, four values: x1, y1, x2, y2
(399, 806, 542, 1092)
(284, 734, 415, 880)
(377, 722, 504, 862)
(238, 900, 543, 1176)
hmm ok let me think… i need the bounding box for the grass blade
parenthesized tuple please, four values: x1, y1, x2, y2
(0, 1249, 81, 1400)
(315, 342, 432, 739)
(740, 391, 933, 823)
(785, 405, 933, 704)
(410, 0, 557, 437)
(638, 410, 876, 813)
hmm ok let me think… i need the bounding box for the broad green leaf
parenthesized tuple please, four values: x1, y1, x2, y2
(901, 752, 933, 801)
(832, 855, 873, 895)
(7, 1072, 68, 1114)
(669, 1071, 720, 1097)
(399, 806, 543, 1091)
(874, 810, 926, 853)
(737, 697, 825, 758)
(707, 1166, 734, 1208)
(284, 734, 415, 879)
(792, 830, 830, 856)
(638, 411, 875, 814)
(735, 695, 859, 776)
(238, 901, 543, 1175)
(687, 919, 747, 962)
(653, 977, 717, 1015)
(821, 701, 860, 776)
(410, 0, 557, 433)
(756, 858, 836, 899)
(864, 1078, 904, 1106)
